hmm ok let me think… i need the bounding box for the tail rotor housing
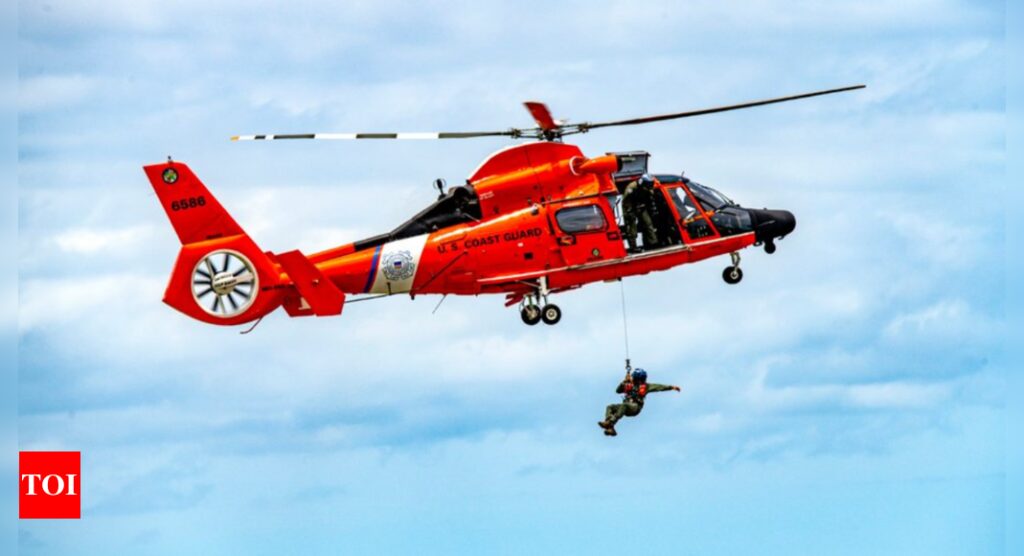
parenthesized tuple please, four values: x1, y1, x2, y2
(191, 249, 259, 318)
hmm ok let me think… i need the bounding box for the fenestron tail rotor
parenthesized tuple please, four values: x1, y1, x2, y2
(192, 250, 258, 318)
(232, 84, 865, 143)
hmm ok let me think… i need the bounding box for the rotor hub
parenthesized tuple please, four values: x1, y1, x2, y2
(211, 272, 242, 295)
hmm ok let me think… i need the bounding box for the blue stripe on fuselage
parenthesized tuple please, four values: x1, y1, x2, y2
(362, 245, 383, 293)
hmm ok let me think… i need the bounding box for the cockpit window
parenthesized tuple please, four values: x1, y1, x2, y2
(556, 204, 607, 234)
(670, 187, 713, 239)
(653, 174, 684, 184)
(668, 187, 699, 220)
(687, 181, 733, 210)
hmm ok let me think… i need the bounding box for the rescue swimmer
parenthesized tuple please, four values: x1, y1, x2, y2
(598, 368, 681, 436)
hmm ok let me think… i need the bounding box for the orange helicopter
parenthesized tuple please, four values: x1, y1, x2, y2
(143, 85, 863, 327)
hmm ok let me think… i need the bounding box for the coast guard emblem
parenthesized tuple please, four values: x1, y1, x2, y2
(162, 167, 178, 184)
(382, 250, 416, 281)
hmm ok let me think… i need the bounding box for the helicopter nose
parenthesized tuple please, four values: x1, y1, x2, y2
(749, 209, 796, 245)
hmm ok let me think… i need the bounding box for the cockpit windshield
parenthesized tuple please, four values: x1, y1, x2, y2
(686, 180, 733, 210)
(655, 174, 733, 211)
(668, 187, 698, 220)
(652, 174, 684, 185)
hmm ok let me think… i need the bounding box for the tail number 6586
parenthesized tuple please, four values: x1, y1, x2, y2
(171, 196, 206, 211)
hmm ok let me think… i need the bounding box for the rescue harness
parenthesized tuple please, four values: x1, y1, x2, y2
(623, 382, 648, 403)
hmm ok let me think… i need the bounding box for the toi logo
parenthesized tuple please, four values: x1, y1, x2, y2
(19, 451, 81, 519)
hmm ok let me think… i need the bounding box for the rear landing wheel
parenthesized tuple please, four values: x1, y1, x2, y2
(541, 304, 562, 325)
(521, 305, 541, 325)
(722, 266, 743, 284)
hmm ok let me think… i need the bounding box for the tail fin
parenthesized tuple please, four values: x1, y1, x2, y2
(143, 162, 246, 244)
(144, 161, 284, 325)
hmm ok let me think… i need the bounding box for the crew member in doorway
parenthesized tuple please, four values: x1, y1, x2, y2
(622, 176, 659, 253)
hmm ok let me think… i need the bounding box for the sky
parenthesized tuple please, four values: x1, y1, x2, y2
(13, 1, 1012, 554)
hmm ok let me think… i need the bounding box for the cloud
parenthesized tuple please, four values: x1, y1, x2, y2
(845, 381, 953, 409)
(79, 444, 213, 516)
(884, 209, 994, 269)
(883, 298, 998, 347)
(52, 226, 154, 254)
(19, 74, 98, 112)
(14, 2, 1006, 551)
(19, 0, 990, 40)
(19, 274, 156, 332)
(746, 368, 955, 413)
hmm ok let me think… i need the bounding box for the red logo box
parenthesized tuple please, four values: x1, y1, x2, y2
(19, 451, 81, 519)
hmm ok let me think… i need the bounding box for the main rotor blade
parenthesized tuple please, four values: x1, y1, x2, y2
(231, 130, 526, 141)
(577, 84, 866, 132)
(523, 101, 559, 131)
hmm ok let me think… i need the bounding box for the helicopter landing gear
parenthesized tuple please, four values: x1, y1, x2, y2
(541, 303, 562, 325)
(764, 239, 777, 254)
(723, 266, 743, 284)
(723, 252, 743, 284)
(521, 302, 541, 325)
(520, 276, 562, 325)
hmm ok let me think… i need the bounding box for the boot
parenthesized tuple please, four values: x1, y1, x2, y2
(604, 427, 617, 437)
(598, 420, 611, 430)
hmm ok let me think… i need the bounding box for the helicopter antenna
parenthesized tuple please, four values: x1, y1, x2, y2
(231, 84, 865, 143)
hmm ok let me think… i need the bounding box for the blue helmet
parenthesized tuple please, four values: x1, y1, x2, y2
(631, 368, 647, 382)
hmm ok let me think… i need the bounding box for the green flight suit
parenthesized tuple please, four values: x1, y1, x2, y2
(604, 381, 676, 426)
(622, 180, 658, 251)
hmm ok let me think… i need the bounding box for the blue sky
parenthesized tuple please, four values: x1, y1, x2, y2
(14, 1, 1010, 554)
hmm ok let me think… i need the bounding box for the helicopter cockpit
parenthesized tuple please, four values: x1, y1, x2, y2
(658, 176, 754, 240)
(606, 159, 793, 253)
(656, 174, 795, 252)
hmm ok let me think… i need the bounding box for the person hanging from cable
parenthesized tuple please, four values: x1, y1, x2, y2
(598, 367, 680, 436)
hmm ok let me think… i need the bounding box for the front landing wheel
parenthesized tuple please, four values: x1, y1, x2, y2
(722, 266, 743, 285)
(541, 304, 562, 325)
(521, 305, 541, 325)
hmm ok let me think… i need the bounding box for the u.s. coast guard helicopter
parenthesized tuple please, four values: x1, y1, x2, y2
(144, 84, 863, 327)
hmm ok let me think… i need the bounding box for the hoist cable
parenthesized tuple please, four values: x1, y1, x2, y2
(619, 279, 631, 372)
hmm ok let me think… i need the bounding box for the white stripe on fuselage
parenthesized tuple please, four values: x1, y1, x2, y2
(369, 234, 430, 295)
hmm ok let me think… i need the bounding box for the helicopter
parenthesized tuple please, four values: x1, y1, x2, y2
(143, 84, 863, 327)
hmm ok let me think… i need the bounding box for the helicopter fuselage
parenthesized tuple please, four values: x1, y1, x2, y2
(285, 141, 792, 319)
(144, 141, 794, 326)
